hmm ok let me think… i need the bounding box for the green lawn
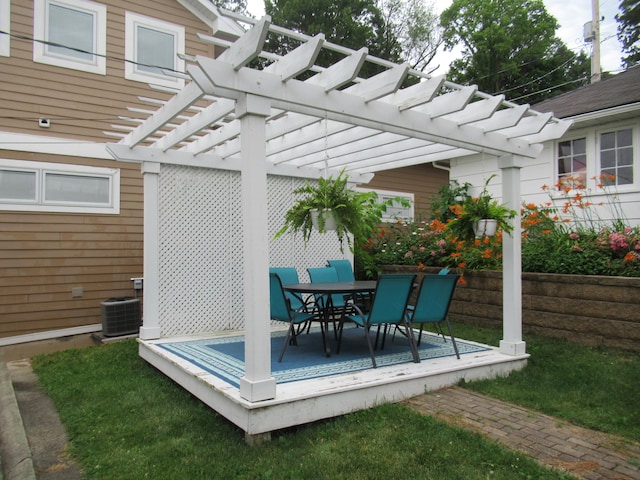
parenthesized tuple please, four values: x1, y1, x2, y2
(31, 338, 578, 480)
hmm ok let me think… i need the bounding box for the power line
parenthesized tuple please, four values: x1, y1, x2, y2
(0, 30, 185, 74)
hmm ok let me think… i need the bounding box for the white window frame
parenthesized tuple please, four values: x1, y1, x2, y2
(0, 0, 10, 57)
(356, 187, 414, 222)
(125, 12, 185, 89)
(0, 159, 120, 214)
(556, 135, 587, 190)
(33, 0, 106, 74)
(596, 124, 636, 188)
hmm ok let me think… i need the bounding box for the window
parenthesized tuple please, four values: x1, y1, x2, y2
(600, 128, 634, 186)
(357, 188, 414, 221)
(0, 159, 119, 214)
(125, 12, 185, 89)
(0, 0, 9, 57)
(33, 0, 106, 74)
(557, 137, 586, 189)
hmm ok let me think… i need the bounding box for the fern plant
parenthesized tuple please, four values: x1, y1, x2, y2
(274, 169, 401, 253)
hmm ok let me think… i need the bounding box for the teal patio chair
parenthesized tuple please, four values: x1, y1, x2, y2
(327, 259, 355, 281)
(327, 259, 371, 310)
(406, 273, 460, 359)
(270, 273, 317, 362)
(307, 267, 344, 310)
(269, 267, 308, 311)
(337, 274, 418, 368)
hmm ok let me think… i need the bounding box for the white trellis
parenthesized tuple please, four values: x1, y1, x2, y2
(106, 7, 572, 403)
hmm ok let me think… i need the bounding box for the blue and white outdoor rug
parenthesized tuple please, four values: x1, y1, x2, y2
(157, 327, 490, 388)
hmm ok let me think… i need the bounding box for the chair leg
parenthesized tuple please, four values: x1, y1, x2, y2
(336, 317, 346, 354)
(445, 318, 460, 359)
(404, 320, 421, 363)
(278, 322, 296, 362)
(417, 324, 424, 346)
(364, 325, 378, 368)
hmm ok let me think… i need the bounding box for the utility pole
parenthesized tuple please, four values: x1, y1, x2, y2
(591, 0, 602, 82)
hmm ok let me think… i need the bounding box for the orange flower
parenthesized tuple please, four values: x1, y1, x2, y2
(482, 249, 492, 259)
(457, 276, 467, 286)
(430, 219, 447, 232)
(458, 262, 466, 268)
(542, 230, 551, 235)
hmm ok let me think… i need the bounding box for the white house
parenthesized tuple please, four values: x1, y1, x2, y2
(449, 66, 640, 228)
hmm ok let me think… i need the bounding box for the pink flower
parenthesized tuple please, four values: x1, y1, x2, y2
(569, 232, 579, 240)
(609, 232, 629, 251)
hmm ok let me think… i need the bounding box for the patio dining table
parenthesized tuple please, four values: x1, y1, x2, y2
(283, 281, 377, 357)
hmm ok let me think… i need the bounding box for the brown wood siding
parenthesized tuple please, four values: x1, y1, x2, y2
(0, 150, 144, 338)
(0, 0, 214, 142)
(0, 0, 213, 338)
(362, 164, 449, 217)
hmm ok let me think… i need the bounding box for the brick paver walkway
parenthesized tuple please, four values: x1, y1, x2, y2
(406, 387, 640, 480)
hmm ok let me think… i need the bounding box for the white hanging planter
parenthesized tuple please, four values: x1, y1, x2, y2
(310, 208, 337, 232)
(473, 219, 498, 238)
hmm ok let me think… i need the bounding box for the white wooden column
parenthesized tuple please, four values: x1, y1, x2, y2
(237, 94, 277, 402)
(139, 161, 161, 340)
(497, 155, 526, 355)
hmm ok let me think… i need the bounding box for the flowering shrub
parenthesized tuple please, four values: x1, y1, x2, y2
(358, 178, 640, 278)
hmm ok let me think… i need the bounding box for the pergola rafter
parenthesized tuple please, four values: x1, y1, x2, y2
(107, 9, 570, 179)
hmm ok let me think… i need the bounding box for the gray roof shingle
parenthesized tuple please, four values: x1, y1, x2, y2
(533, 66, 640, 118)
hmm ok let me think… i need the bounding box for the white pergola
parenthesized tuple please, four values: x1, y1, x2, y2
(107, 8, 571, 405)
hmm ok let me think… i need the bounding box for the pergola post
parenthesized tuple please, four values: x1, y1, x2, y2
(237, 94, 277, 402)
(139, 161, 161, 340)
(497, 155, 526, 356)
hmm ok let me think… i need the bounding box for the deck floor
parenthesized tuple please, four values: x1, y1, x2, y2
(139, 328, 529, 438)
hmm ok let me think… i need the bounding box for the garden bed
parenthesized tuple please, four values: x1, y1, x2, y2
(382, 266, 640, 352)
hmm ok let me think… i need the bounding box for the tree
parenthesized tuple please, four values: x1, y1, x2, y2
(209, 0, 248, 14)
(440, 0, 590, 104)
(264, 0, 399, 76)
(377, 0, 443, 73)
(616, 0, 640, 69)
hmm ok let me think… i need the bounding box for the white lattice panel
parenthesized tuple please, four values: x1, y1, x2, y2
(158, 165, 244, 337)
(157, 167, 348, 337)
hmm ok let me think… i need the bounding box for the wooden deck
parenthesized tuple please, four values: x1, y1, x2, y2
(138, 330, 529, 442)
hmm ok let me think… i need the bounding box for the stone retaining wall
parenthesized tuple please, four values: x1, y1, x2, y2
(382, 266, 640, 352)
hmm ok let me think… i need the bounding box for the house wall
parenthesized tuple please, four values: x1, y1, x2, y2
(0, 0, 450, 343)
(449, 114, 640, 228)
(362, 163, 449, 216)
(0, 0, 216, 341)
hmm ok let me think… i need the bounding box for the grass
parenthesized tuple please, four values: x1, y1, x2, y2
(449, 323, 640, 441)
(31, 339, 576, 480)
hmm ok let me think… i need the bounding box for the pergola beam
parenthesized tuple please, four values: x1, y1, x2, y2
(195, 56, 544, 159)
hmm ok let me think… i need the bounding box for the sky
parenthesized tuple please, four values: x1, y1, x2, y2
(244, 0, 625, 75)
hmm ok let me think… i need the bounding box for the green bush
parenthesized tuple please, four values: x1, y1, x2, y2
(358, 180, 640, 278)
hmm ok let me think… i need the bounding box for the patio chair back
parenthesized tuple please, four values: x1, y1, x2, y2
(269, 273, 294, 322)
(270, 267, 304, 310)
(327, 259, 355, 281)
(338, 273, 418, 368)
(307, 267, 346, 308)
(408, 273, 460, 358)
(367, 274, 416, 326)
